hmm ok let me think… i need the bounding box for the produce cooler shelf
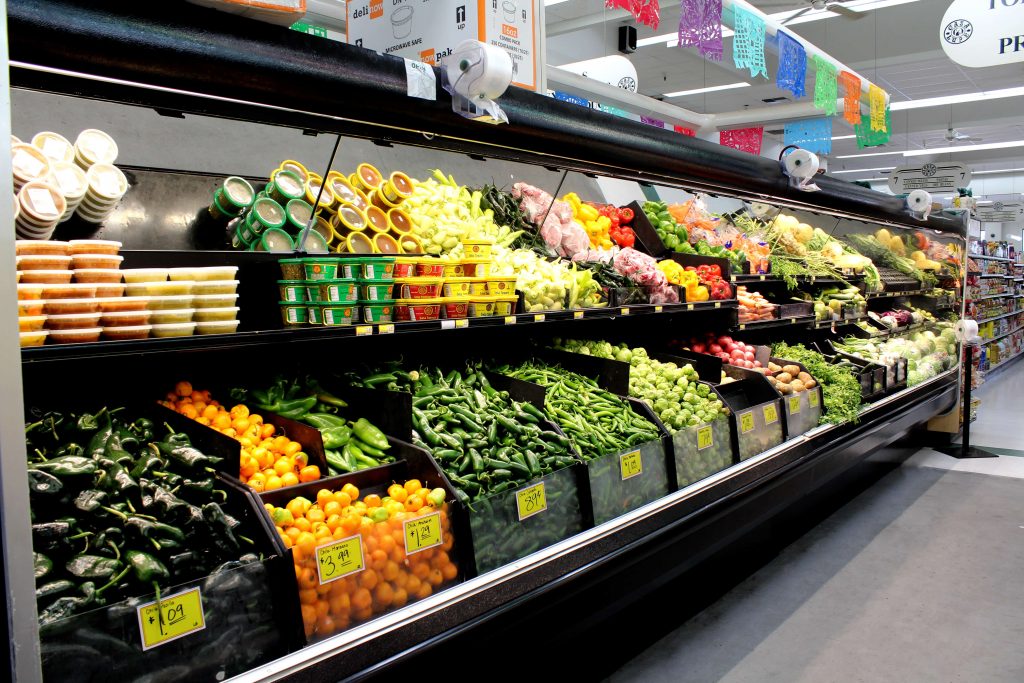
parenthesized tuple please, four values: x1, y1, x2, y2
(976, 309, 1023, 325)
(729, 274, 864, 285)
(866, 288, 936, 298)
(810, 315, 869, 330)
(981, 325, 1024, 345)
(735, 315, 816, 331)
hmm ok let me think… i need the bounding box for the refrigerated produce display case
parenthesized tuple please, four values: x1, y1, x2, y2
(3, 2, 969, 680)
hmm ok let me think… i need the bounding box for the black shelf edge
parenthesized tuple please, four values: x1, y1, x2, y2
(866, 288, 935, 299)
(735, 314, 816, 331)
(810, 315, 869, 330)
(970, 255, 1013, 262)
(729, 274, 864, 285)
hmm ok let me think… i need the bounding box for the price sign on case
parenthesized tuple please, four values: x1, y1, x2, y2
(809, 390, 820, 408)
(516, 482, 547, 520)
(763, 403, 779, 425)
(137, 587, 206, 650)
(789, 396, 801, 414)
(404, 512, 443, 554)
(740, 411, 755, 434)
(697, 425, 713, 450)
(316, 535, 365, 584)
(619, 450, 643, 480)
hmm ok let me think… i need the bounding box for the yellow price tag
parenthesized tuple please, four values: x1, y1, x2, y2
(378, 324, 395, 335)
(534, 313, 546, 322)
(789, 396, 801, 414)
(687, 303, 695, 311)
(316, 535, 364, 584)
(808, 390, 820, 408)
(137, 587, 206, 650)
(654, 305, 663, 313)
(455, 319, 469, 329)
(714, 302, 721, 308)
(740, 411, 755, 434)
(403, 512, 443, 555)
(763, 403, 779, 425)
(759, 274, 766, 281)
(504, 316, 517, 325)
(573, 311, 584, 320)
(355, 325, 373, 336)
(619, 450, 642, 480)
(516, 482, 547, 520)
(697, 425, 713, 450)
(620, 307, 630, 315)
(739, 324, 746, 330)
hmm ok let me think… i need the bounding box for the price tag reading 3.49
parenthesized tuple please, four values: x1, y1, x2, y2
(697, 425, 713, 450)
(619, 450, 643, 480)
(404, 512, 443, 555)
(137, 587, 206, 650)
(763, 403, 779, 425)
(740, 411, 755, 434)
(316, 535, 365, 584)
(516, 482, 547, 521)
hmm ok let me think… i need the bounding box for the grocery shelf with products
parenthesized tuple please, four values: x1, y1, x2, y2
(2, 2, 971, 681)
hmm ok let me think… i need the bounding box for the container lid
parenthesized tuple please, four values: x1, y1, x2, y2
(149, 308, 196, 317)
(18, 181, 66, 221)
(279, 301, 306, 306)
(296, 229, 329, 254)
(279, 258, 304, 264)
(150, 322, 197, 331)
(387, 207, 413, 232)
(286, 198, 313, 228)
(48, 312, 102, 322)
(366, 255, 397, 263)
(122, 268, 168, 279)
(328, 174, 359, 204)
(193, 294, 239, 302)
(20, 330, 48, 338)
(251, 197, 286, 229)
(388, 171, 414, 196)
(258, 228, 296, 253)
(364, 205, 388, 232)
(395, 276, 442, 284)
(11, 144, 51, 180)
(278, 160, 308, 182)
(17, 254, 73, 268)
(86, 163, 128, 199)
(194, 306, 239, 315)
(102, 310, 152, 320)
(150, 294, 195, 304)
(51, 326, 102, 335)
(361, 299, 397, 306)
(74, 268, 123, 277)
(32, 132, 75, 163)
(271, 169, 304, 200)
(373, 233, 399, 254)
(103, 324, 152, 332)
(396, 298, 444, 305)
(315, 277, 358, 285)
(75, 129, 119, 164)
(345, 232, 375, 254)
(95, 295, 151, 306)
(357, 163, 383, 188)
(223, 176, 255, 208)
(337, 203, 367, 231)
(440, 297, 470, 304)
(51, 162, 89, 198)
(306, 178, 334, 205)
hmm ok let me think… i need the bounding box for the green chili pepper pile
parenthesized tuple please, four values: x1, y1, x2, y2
(26, 407, 254, 628)
(230, 375, 348, 419)
(499, 361, 660, 457)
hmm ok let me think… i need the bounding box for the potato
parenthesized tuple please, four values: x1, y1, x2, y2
(790, 379, 805, 392)
(765, 375, 777, 385)
(797, 371, 812, 383)
(783, 365, 801, 376)
(776, 372, 793, 384)
(768, 362, 781, 373)
(777, 382, 793, 394)
(804, 379, 817, 389)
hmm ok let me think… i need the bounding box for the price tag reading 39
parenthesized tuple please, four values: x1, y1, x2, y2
(137, 587, 206, 650)
(516, 482, 547, 521)
(740, 411, 755, 434)
(404, 512, 443, 555)
(763, 403, 779, 425)
(789, 396, 801, 414)
(619, 450, 643, 480)
(316, 535, 365, 584)
(697, 425, 713, 450)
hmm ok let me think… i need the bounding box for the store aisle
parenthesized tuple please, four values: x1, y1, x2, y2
(610, 364, 1024, 683)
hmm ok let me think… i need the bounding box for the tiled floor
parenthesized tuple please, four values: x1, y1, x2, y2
(611, 360, 1024, 682)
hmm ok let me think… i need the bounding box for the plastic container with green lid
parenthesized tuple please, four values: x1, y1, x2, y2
(278, 280, 306, 303)
(361, 300, 395, 323)
(317, 279, 359, 303)
(245, 196, 286, 236)
(253, 227, 295, 253)
(266, 169, 304, 205)
(359, 280, 393, 301)
(306, 304, 324, 325)
(361, 256, 396, 281)
(279, 301, 308, 326)
(210, 176, 255, 220)
(232, 221, 254, 250)
(303, 257, 341, 281)
(278, 258, 304, 280)
(321, 303, 358, 327)
(285, 198, 313, 234)
(294, 228, 329, 254)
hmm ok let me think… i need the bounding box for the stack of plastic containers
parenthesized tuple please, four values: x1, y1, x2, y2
(122, 267, 240, 337)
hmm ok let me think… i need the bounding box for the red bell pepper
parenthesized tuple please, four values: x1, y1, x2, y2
(618, 207, 634, 224)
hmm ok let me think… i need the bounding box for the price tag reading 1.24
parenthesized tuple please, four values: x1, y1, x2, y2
(619, 450, 642, 480)
(137, 587, 206, 651)
(316, 535, 364, 584)
(404, 512, 443, 554)
(808, 390, 820, 408)
(740, 411, 755, 434)
(763, 403, 779, 425)
(697, 425, 713, 450)
(789, 396, 801, 414)
(516, 482, 547, 521)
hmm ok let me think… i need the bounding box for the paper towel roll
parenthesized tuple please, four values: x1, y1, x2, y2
(782, 149, 819, 179)
(954, 319, 979, 343)
(446, 40, 514, 100)
(907, 189, 932, 213)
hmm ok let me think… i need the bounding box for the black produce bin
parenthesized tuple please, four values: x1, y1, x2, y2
(767, 357, 824, 437)
(718, 366, 785, 461)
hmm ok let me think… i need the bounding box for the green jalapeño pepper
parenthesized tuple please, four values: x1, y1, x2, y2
(352, 418, 389, 451)
(126, 550, 170, 583)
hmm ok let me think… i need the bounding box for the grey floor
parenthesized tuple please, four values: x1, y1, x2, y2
(611, 360, 1024, 683)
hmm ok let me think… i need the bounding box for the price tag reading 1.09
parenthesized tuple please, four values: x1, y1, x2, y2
(137, 587, 206, 651)
(697, 425, 713, 450)
(619, 450, 643, 480)
(789, 396, 801, 414)
(808, 390, 820, 408)
(404, 512, 443, 554)
(740, 411, 755, 434)
(315, 535, 365, 584)
(763, 403, 779, 425)
(516, 482, 547, 521)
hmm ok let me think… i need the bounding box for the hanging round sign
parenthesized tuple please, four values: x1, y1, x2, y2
(941, 0, 1024, 68)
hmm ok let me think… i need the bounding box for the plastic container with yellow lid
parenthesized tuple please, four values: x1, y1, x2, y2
(32, 132, 75, 164)
(393, 257, 418, 278)
(364, 205, 390, 234)
(304, 174, 336, 211)
(12, 144, 51, 191)
(380, 171, 414, 204)
(334, 203, 368, 234)
(387, 207, 414, 234)
(74, 129, 118, 168)
(462, 239, 495, 260)
(468, 297, 498, 317)
(372, 232, 400, 255)
(486, 277, 518, 296)
(441, 297, 469, 319)
(326, 172, 359, 205)
(492, 295, 518, 316)
(309, 216, 335, 247)
(351, 163, 383, 193)
(342, 232, 375, 254)
(441, 277, 474, 298)
(278, 160, 308, 183)
(370, 188, 400, 212)
(439, 260, 467, 278)
(397, 233, 424, 255)
(394, 277, 443, 299)
(395, 298, 443, 321)
(413, 258, 446, 277)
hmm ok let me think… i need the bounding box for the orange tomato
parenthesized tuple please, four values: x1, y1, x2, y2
(299, 465, 320, 482)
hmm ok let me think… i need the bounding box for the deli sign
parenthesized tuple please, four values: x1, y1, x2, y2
(941, 0, 1024, 67)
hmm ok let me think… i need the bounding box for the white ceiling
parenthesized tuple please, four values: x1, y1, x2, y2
(545, 0, 1024, 181)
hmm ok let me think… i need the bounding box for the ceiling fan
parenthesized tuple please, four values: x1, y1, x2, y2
(926, 127, 984, 146)
(761, 0, 864, 25)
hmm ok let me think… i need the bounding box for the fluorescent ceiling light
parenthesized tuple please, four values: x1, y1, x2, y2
(904, 139, 1024, 157)
(664, 82, 750, 98)
(544, 0, 570, 5)
(890, 86, 1024, 111)
(831, 167, 895, 174)
(833, 150, 903, 159)
(831, 135, 856, 141)
(973, 168, 1024, 176)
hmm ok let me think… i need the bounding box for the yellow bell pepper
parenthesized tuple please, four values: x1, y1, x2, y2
(578, 204, 600, 223)
(684, 283, 709, 302)
(562, 192, 583, 217)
